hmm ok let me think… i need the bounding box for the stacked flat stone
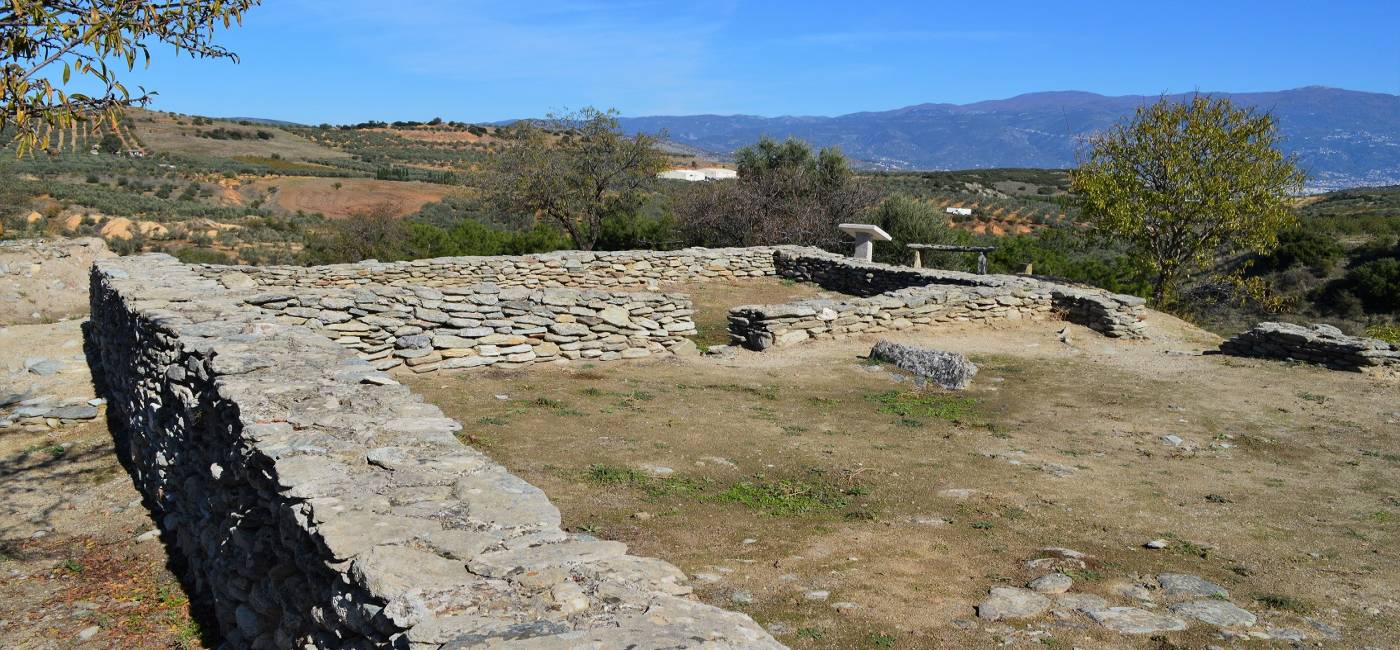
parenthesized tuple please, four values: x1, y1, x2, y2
(87, 253, 782, 649)
(771, 249, 1147, 339)
(242, 282, 696, 373)
(1219, 322, 1400, 371)
(730, 284, 1056, 350)
(729, 251, 1148, 351)
(194, 246, 796, 289)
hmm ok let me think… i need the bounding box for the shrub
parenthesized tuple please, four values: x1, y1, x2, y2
(170, 246, 233, 265)
(1253, 226, 1343, 274)
(869, 195, 973, 267)
(98, 133, 122, 153)
(1339, 258, 1400, 313)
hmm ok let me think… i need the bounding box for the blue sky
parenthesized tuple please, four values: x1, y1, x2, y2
(117, 0, 1399, 124)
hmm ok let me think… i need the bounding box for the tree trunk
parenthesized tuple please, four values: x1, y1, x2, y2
(1152, 268, 1175, 306)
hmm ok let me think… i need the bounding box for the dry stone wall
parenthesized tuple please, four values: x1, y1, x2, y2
(1219, 322, 1400, 371)
(87, 253, 782, 649)
(197, 246, 794, 289)
(243, 283, 697, 374)
(730, 250, 1147, 349)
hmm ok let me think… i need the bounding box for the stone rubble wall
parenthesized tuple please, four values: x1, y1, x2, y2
(730, 283, 1055, 350)
(730, 250, 1148, 349)
(87, 253, 782, 649)
(243, 283, 697, 374)
(194, 246, 798, 289)
(1219, 322, 1400, 371)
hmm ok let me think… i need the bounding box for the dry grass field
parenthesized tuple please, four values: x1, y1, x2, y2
(126, 109, 347, 161)
(406, 279, 1399, 649)
(238, 176, 459, 219)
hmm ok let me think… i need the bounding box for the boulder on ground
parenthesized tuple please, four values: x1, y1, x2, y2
(869, 339, 978, 390)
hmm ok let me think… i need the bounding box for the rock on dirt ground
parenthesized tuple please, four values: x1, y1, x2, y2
(1, 240, 206, 648)
(0, 238, 113, 325)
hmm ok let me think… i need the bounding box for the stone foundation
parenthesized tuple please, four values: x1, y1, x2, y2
(1218, 322, 1400, 371)
(87, 253, 781, 649)
(197, 246, 795, 289)
(243, 283, 696, 373)
(83, 243, 1160, 647)
(731, 250, 1148, 350)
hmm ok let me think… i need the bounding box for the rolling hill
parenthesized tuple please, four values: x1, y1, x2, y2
(617, 87, 1400, 192)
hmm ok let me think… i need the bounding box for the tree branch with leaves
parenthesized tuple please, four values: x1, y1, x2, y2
(2, 0, 260, 155)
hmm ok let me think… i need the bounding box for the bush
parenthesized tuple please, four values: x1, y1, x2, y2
(1338, 258, 1400, 313)
(869, 195, 973, 267)
(169, 246, 233, 265)
(594, 195, 678, 251)
(98, 133, 122, 154)
(304, 203, 572, 265)
(1253, 226, 1343, 274)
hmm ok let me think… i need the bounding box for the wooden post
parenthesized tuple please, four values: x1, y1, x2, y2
(977, 252, 987, 274)
(912, 249, 922, 269)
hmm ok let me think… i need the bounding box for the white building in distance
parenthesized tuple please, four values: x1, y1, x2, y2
(658, 167, 738, 182)
(657, 169, 706, 181)
(945, 207, 973, 216)
(699, 167, 738, 180)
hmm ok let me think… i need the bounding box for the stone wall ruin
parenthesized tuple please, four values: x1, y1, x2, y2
(728, 250, 1147, 350)
(86, 244, 1153, 648)
(1218, 322, 1400, 371)
(87, 253, 782, 649)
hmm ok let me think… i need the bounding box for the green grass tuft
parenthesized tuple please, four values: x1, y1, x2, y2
(1254, 593, 1312, 614)
(715, 475, 867, 517)
(870, 390, 978, 422)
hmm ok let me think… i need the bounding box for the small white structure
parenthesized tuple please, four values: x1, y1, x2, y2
(837, 223, 892, 262)
(657, 169, 706, 181)
(698, 167, 738, 180)
(945, 207, 973, 216)
(658, 168, 737, 182)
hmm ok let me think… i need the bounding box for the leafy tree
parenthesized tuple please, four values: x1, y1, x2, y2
(1070, 95, 1305, 305)
(1, 0, 259, 155)
(485, 107, 666, 251)
(675, 136, 879, 248)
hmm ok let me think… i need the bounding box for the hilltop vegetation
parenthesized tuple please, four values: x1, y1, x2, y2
(616, 86, 1400, 191)
(0, 108, 1395, 338)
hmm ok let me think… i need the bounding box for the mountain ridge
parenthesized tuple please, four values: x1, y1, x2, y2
(616, 86, 1400, 191)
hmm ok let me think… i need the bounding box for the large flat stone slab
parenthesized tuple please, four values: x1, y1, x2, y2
(1087, 607, 1188, 634)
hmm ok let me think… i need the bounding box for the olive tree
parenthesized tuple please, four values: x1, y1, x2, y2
(675, 136, 879, 247)
(1, 0, 259, 155)
(1070, 95, 1305, 304)
(485, 107, 666, 251)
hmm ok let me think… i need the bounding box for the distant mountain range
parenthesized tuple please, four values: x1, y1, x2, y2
(616, 87, 1400, 192)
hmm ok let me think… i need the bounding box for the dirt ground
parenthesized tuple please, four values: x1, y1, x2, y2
(239, 176, 458, 219)
(405, 279, 1400, 649)
(0, 238, 113, 325)
(0, 320, 207, 649)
